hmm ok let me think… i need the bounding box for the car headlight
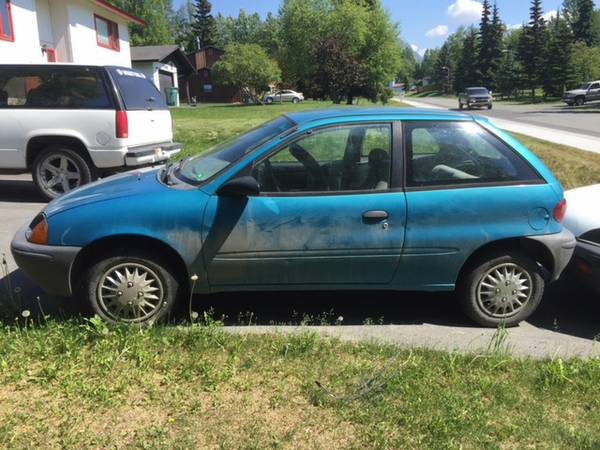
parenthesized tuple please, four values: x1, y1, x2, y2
(27, 213, 48, 245)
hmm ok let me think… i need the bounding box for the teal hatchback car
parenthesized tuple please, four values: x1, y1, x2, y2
(12, 108, 575, 327)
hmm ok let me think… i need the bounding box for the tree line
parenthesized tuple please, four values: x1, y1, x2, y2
(415, 0, 600, 100)
(112, 0, 406, 104)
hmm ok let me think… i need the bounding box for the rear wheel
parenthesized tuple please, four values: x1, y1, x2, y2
(32, 147, 93, 200)
(457, 251, 544, 327)
(80, 251, 181, 324)
(265, 97, 273, 104)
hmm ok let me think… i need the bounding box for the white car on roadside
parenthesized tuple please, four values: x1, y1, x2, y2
(0, 64, 181, 199)
(563, 184, 600, 293)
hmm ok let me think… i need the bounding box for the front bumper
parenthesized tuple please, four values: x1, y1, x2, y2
(10, 224, 81, 297)
(125, 142, 182, 166)
(568, 240, 600, 292)
(527, 228, 576, 281)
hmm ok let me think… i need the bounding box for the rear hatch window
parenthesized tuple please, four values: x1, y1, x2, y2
(108, 67, 168, 111)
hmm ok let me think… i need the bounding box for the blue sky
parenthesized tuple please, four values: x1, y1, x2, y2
(175, 0, 566, 55)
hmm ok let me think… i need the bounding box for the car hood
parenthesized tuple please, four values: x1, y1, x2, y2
(564, 184, 600, 237)
(45, 167, 167, 217)
(564, 89, 587, 96)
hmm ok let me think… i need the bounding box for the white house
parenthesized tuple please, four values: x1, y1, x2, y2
(0, 0, 143, 66)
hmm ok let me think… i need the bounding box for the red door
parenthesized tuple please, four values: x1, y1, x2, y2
(46, 48, 56, 62)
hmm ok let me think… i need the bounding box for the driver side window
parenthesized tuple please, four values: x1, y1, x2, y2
(253, 124, 392, 194)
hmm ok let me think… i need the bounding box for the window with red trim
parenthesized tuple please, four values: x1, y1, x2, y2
(0, 0, 14, 42)
(94, 14, 119, 51)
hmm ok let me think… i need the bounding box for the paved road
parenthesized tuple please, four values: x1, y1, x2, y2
(406, 96, 600, 138)
(1, 174, 599, 358)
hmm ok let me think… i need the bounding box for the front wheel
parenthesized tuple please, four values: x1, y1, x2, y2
(292, 97, 300, 104)
(265, 97, 273, 104)
(575, 97, 585, 106)
(487, 104, 493, 110)
(457, 251, 544, 327)
(80, 251, 181, 324)
(459, 102, 463, 110)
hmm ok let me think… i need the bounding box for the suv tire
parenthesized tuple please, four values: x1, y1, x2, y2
(80, 250, 181, 325)
(32, 146, 93, 200)
(457, 251, 544, 327)
(575, 97, 585, 106)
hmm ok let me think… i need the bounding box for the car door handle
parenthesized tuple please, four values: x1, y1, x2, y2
(362, 210, 389, 220)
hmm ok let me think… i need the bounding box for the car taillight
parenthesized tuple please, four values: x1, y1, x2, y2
(28, 214, 48, 245)
(116, 110, 128, 139)
(553, 198, 567, 223)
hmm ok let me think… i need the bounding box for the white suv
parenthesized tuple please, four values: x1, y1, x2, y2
(0, 64, 181, 199)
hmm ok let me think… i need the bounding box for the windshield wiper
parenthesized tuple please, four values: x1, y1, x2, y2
(161, 160, 175, 184)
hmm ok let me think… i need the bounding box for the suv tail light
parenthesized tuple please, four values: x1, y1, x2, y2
(116, 110, 128, 139)
(553, 198, 567, 223)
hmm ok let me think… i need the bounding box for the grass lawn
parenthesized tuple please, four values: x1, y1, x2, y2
(0, 320, 599, 449)
(2, 101, 600, 449)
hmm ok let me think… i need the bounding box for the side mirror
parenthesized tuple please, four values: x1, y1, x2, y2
(217, 176, 260, 198)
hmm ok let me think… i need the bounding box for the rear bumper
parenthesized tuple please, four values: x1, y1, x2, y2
(10, 224, 81, 297)
(527, 228, 576, 281)
(125, 142, 182, 166)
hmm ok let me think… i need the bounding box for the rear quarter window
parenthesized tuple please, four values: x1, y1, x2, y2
(108, 67, 168, 110)
(0, 66, 111, 109)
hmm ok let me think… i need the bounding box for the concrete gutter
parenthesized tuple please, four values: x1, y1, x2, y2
(399, 98, 600, 154)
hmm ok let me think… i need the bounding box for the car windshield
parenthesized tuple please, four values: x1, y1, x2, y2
(177, 116, 295, 184)
(578, 83, 592, 90)
(466, 88, 489, 95)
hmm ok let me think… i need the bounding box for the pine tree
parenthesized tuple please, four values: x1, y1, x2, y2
(434, 43, 453, 94)
(518, 0, 548, 100)
(543, 10, 575, 97)
(478, 0, 493, 83)
(193, 0, 218, 49)
(456, 28, 480, 92)
(573, 0, 596, 46)
(489, 2, 505, 90)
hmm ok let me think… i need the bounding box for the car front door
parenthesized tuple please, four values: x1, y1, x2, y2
(202, 122, 407, 288)
(588, 83, 600, 101)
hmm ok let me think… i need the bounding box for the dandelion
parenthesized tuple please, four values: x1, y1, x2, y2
(21, 310, 31, 318)
(190, 274, 199, 281)
(191, 311, 199, 320)
(337, 316, 344, 323)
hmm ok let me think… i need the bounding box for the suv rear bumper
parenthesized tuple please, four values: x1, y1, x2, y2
(11, 224, 81, 297)
(125, 142, 182, 166)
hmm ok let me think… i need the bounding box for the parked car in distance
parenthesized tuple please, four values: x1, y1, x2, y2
(459, 87, 493, 110)
(12, 108, 575, 327)
(0, 64, 182, 200)
(562, 81, 600, 106)
(563, 184, 600, 293)
(264, 90, 304, 104)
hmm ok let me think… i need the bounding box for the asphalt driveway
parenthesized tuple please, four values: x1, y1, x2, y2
(1, 174, 599, 358)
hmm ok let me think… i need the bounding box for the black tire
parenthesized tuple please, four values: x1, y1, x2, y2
(265, 97, 273, 104)
(79, 250, 181, 325)
(487, 104, 493, 110)
(292, 97, 300, 104)
(459, 102, 463, 110)
(32, 146, 93, 200)
(575, 97, 585, 106)
(457, 251, 544, 327)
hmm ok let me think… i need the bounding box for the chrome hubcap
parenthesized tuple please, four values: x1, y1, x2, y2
(38, 155, 81, 196)
(97, 263, 164, 322)
(476, 263, 532, 318)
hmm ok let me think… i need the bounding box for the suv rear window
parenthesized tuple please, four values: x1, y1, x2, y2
(108, 67, 167, 110)
(0, 66, 111, 109)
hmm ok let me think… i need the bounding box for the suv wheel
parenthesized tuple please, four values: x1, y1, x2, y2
(459, 102, 463, 110)
(33, 147, 93, 200)
(80, 250, 181, 325)
(575, 97, 585, 106)
(487, 104, 493, 110)
(457, 251, 544, 327)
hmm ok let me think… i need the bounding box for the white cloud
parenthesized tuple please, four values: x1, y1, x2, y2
(507, 23, 523, 30)
(543, 10, 558, 22)
(447, 0, 483, 25)
(426, 25, 449, 38)
(410, 44, 419, 52)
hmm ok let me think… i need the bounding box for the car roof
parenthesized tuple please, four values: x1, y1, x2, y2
(285, 107, 473, 125)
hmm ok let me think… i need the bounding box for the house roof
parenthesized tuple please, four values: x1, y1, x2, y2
(131, 45, 180, 62)
(131, 45, 195, 74)
(92, 0, 145, 25)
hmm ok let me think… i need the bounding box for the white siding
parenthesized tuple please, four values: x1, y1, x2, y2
(0, 0, 44, 63)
